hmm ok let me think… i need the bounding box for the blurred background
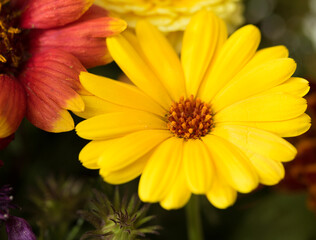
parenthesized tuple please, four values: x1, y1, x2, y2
(1, 0, 316, 239)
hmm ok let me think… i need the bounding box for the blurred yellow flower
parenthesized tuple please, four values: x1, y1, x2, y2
(75, 11, 311, 210)
(94, 0, 244, 33)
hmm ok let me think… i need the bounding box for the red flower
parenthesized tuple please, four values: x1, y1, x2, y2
(0, 0, 126, 145)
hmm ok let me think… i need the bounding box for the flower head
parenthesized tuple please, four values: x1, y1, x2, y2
(95, 0, 243, 33)
(0, 0, 126, 144)
(75, 11, 311, 209)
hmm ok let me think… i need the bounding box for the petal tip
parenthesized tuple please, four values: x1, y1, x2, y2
(51, 111, 75, 132)
(66, 94, 85, 112)
(108, 17, 127, 35)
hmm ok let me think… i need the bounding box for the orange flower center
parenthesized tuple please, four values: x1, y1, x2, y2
(0, 0, 29, 75)
(167, 95, 213, 139)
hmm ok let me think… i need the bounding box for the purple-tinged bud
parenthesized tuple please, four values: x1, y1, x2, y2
(5, 216, 36, 240)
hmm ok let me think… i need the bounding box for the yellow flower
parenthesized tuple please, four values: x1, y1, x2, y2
(75, 11, 311, 210)
(94, 0, 244, 33)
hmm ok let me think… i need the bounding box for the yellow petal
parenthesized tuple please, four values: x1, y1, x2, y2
(106, 34, 172, 109)
(76, 110, 167, 140)
(160, 163, 191, 210)
(139, 137, 183, 202)
(65, 93, 85, 112)
(183, 139, 214, 194)
(98, 130, 171, 171)
(265, 77, 310, 97)
(181, 10, 224, 96)
(121, 30, 145, 58)
(79, 72, 166, 116)
(206, 176, 237, 209)
(79, 140, 107, 169)
(222, 113, 311, 137)
(240, 45, 289, 74)
(212, 58, 296, 112)
(51, 109, 74, 132)
(203, 134, 258, 193)
(198, 25, 261, 102)
(212, 125, 297, 162)
(136, 20, 186, 100)
(247, 152, 285, 185)
(100, 150, 153, 184)
(73, 95, 129, 119)
(212, 18, 228, 58)
(215, 92, 307, 122)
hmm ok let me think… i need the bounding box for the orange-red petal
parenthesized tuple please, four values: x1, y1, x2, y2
(29, 5, 127, 68)
(19, 49, 86, 132)
(20, 0, 94, 29)
(0, 75, 26, 138)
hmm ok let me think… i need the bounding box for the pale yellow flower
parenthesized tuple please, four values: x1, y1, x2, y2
(75, 11, 310, 210)
(95, 0, 244, 33)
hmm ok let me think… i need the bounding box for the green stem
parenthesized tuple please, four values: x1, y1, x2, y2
(185, 195, 204, 240)
(65, 218, 84, 240)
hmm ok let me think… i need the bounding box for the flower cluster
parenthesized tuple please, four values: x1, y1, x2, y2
(94, 0, 244, 33)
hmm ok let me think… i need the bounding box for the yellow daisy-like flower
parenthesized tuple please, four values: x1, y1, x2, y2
(94, 0, 244, 33)
(75, 11, 311, 210)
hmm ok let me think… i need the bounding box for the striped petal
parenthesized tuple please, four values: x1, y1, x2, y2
(79, 72, 166, 116)
(136, 20, 186, 100)
(198, 25, 261, 102)
(29, 5, 127, 68)
(20, 50, 86, 132)
(76, 110, 167, 140)
(214, 92, 307, 122)
(98, 130, 171, 171)
(181, 10, 226, 96)
(203, 134, 258, 193)
(106, 34, 172, 109)
(21, 0, 94, 29)
(183, 139, 214, 194)
(0, 75, 26, 138)
(139, 137, 183, 202)
(212, 125, 297, 162)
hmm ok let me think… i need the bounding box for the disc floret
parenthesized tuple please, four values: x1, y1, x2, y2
(167, 95, 213, 139)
